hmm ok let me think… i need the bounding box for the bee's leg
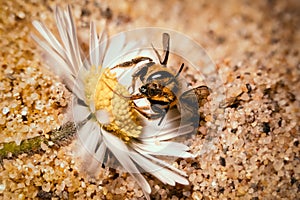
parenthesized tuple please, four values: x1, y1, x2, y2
(131, 61, 155, 92)
(133, 106, 162, 120)
(130, 93, 146, 101)
(165, 63, 185, 86)
(152, 33, 170, 66)
(112, 56, 153, 69)
(131, 100, 151, 110)
(175, 63, 184, 78)
(132, 101, 164, 121)
(134, 105, 150, 110)
(151, 104, 170, 126)
(113, 59, 154, 93)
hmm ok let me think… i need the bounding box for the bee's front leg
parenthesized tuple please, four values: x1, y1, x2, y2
(133, 105, 162, 120)
(151, 104, 170, 126)
(131, 61, 155, 92)
(112, 56, 152, 69)
(112, 57, 154, 93)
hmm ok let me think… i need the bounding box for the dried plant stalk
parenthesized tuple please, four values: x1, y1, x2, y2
(0, 122, 76, 162)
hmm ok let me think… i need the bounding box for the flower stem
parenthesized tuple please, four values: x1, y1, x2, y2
(0, 122, 76, 162)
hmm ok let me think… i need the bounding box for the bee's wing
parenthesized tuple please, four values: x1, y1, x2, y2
(192, 85, 211, 107)
(178, 86, 210, 126)
(179, 85, 210, 106)
(179, 88, 198, 112)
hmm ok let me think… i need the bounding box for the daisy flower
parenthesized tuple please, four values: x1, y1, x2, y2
(32, 6, 195, 199)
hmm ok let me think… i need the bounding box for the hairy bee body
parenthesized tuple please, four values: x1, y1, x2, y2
(130, 62, 183, 125)
(112, 33, 210, 126)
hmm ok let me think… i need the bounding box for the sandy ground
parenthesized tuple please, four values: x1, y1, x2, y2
(0, 0, 299, 199)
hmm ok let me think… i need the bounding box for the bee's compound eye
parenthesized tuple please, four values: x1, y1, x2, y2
(151, 82, 158, 89)
(149, 88, 156, 96)
(140, 85, 147, 94)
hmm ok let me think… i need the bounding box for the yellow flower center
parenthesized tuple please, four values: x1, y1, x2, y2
(84, 67, 142, 142)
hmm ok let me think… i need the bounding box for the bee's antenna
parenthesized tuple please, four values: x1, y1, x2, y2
(151, 33, 170, 66)
(165, 63, 184, 86)
(151, 44, 162, 65)
(175, 63, 184, 78)
(103, 80, 132, 99)
(161, 33, 170, 65)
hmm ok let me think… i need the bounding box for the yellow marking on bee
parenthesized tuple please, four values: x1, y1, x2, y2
(84, 67, 142, 142)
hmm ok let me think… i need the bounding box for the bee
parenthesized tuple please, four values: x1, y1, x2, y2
(112, 33, 210, 127)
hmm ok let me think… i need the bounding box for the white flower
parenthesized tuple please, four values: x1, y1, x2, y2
(32, 5, 195, 199)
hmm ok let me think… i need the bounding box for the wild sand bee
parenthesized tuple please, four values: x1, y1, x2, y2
(111, 33, 210, 127)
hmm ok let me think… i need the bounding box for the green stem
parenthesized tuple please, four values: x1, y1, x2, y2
(0, 122, 76, 162)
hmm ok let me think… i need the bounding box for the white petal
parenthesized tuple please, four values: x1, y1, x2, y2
(95, 109, 111, 124)
(86, 126, 102, 154)
(97, 27, 108, 70)
(102, 129, 151, 194)
(77, 119, 95, 144)
(55, 6, 83, 74)
(54, 8, 76, 74)
(67, 73, 86, 102)
(32, 20, 66, 59)
(76, 122, 105, 174)
(78, 121, 103, 157)
(133, 149, 187, 177)
(89, 100, 96, 113)
(102, 32, 126, 68)
(32, 25, 84, 100)
(140, 108, 188, 140)
(65, 5, 82, 71)
(133, 141, 194, 158)
(122, 40, 139, 55)
(73, 104, 90, 122)
(129, 151, 189, 186)
(33, 6, 87, 101)
(94, 138, 106, 164)
(141, 123, 194, 141)
(31, 33, 73, 77)
(85, 140, 107, 175)
(76, 121, 96, 158)
(89, 21, 100, 68)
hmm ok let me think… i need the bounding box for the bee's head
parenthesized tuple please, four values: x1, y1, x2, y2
(139, 82, 161, 96)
